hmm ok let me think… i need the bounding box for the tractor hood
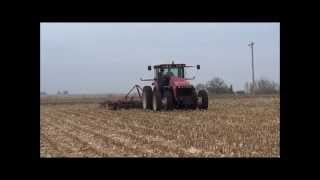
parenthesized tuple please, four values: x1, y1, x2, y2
(169, 76, 192, 87)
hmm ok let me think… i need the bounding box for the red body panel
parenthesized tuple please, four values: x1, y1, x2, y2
(153, 76, 191, 98)
(169, 76, 191, 98)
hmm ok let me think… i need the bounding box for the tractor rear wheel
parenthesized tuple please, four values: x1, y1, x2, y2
(163, 90, 174, 110)
(142, 86, 153, 110)
(190, 90, 198, 110)
(152, 88, 162, 111)
(198, 90, 208, 110)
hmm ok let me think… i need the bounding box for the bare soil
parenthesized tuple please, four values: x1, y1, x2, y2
(40, 95, 280, 157)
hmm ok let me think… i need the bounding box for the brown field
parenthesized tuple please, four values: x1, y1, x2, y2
(40, 95, 280, 157)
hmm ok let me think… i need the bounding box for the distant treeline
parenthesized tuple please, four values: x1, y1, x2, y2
(41, 90, 69, 96)
(41, 77, 279, 97)
(196, 77, 279, 95)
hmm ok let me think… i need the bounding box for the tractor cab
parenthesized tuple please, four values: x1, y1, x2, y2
(153, 63, 186, 89)
(153, 63, 186, 80)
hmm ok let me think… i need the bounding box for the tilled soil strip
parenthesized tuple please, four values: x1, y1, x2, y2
(59, 107, 230, 156)
(80, 109, 208, 143)
(41, 120, 102, 157)
(45, 114, 156, 156)
(40, 132, 61, 156)
(42, 100, 278, 157)
(54, 108, 202, 156)
(84, 110, 181, 141)
(77, 108, 204, 156)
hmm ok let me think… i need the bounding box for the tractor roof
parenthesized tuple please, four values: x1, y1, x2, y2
(153, 64, 186, 68)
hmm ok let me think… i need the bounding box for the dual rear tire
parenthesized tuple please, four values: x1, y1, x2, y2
(152, 88, 162, 111)
(142, 86, 153, 110)
(142, 86, 173, 111)
(197, 90, 208, 110)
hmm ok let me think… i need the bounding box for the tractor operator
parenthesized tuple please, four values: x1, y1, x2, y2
(159, 68, 165, 80)
(166, 68, 174, 77)
(160, 68, 174, 86)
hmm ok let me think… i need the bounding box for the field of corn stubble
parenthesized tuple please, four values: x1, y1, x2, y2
(40, 95, 280, 157)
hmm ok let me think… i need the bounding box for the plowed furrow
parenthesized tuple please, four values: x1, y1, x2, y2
(55, 108, 200, 156)
(43, 119, 104, 157)
(57, 111, 185, 156)
(92, 110, 208, 154)
(81, 109, 191, 142)
(80, 109, 180, 140)
(46, 115, 154, 156)
(41, 120, 81, 157)
(40, 132, 61, 156)
(92, 110, 182, 140)
(44, 121, 116, 157)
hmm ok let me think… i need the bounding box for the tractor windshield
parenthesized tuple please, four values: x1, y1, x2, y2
(158, 67, 184, 78)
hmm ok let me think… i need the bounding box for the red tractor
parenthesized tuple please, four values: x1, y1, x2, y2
(140, 62, 208, 111)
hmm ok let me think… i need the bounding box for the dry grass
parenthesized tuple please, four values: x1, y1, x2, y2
(40, 95, 280, 157)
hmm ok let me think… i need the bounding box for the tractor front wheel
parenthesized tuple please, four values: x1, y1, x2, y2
(142, 86, 153, 110)
(198, 90, 208, 110)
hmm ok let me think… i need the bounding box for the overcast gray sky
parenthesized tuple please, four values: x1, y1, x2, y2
(40, 23, 279, 94)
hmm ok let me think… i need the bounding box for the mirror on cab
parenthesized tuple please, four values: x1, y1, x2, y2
(196, 65, 200, 70)
(148, 66, 152, 71)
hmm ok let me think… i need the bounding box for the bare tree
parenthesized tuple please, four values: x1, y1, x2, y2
(206, 77, 231, 94)
(244, 78, 279, 94)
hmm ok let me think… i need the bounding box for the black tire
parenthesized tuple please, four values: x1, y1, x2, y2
(142, 86, 153, 110)
(163, 90, 174, 110)
(152, 88, 162, 111)
(198, 90, 208, 110)
(190, 90, 198, 110)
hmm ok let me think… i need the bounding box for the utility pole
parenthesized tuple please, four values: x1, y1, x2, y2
(248, 41, 255, 95)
